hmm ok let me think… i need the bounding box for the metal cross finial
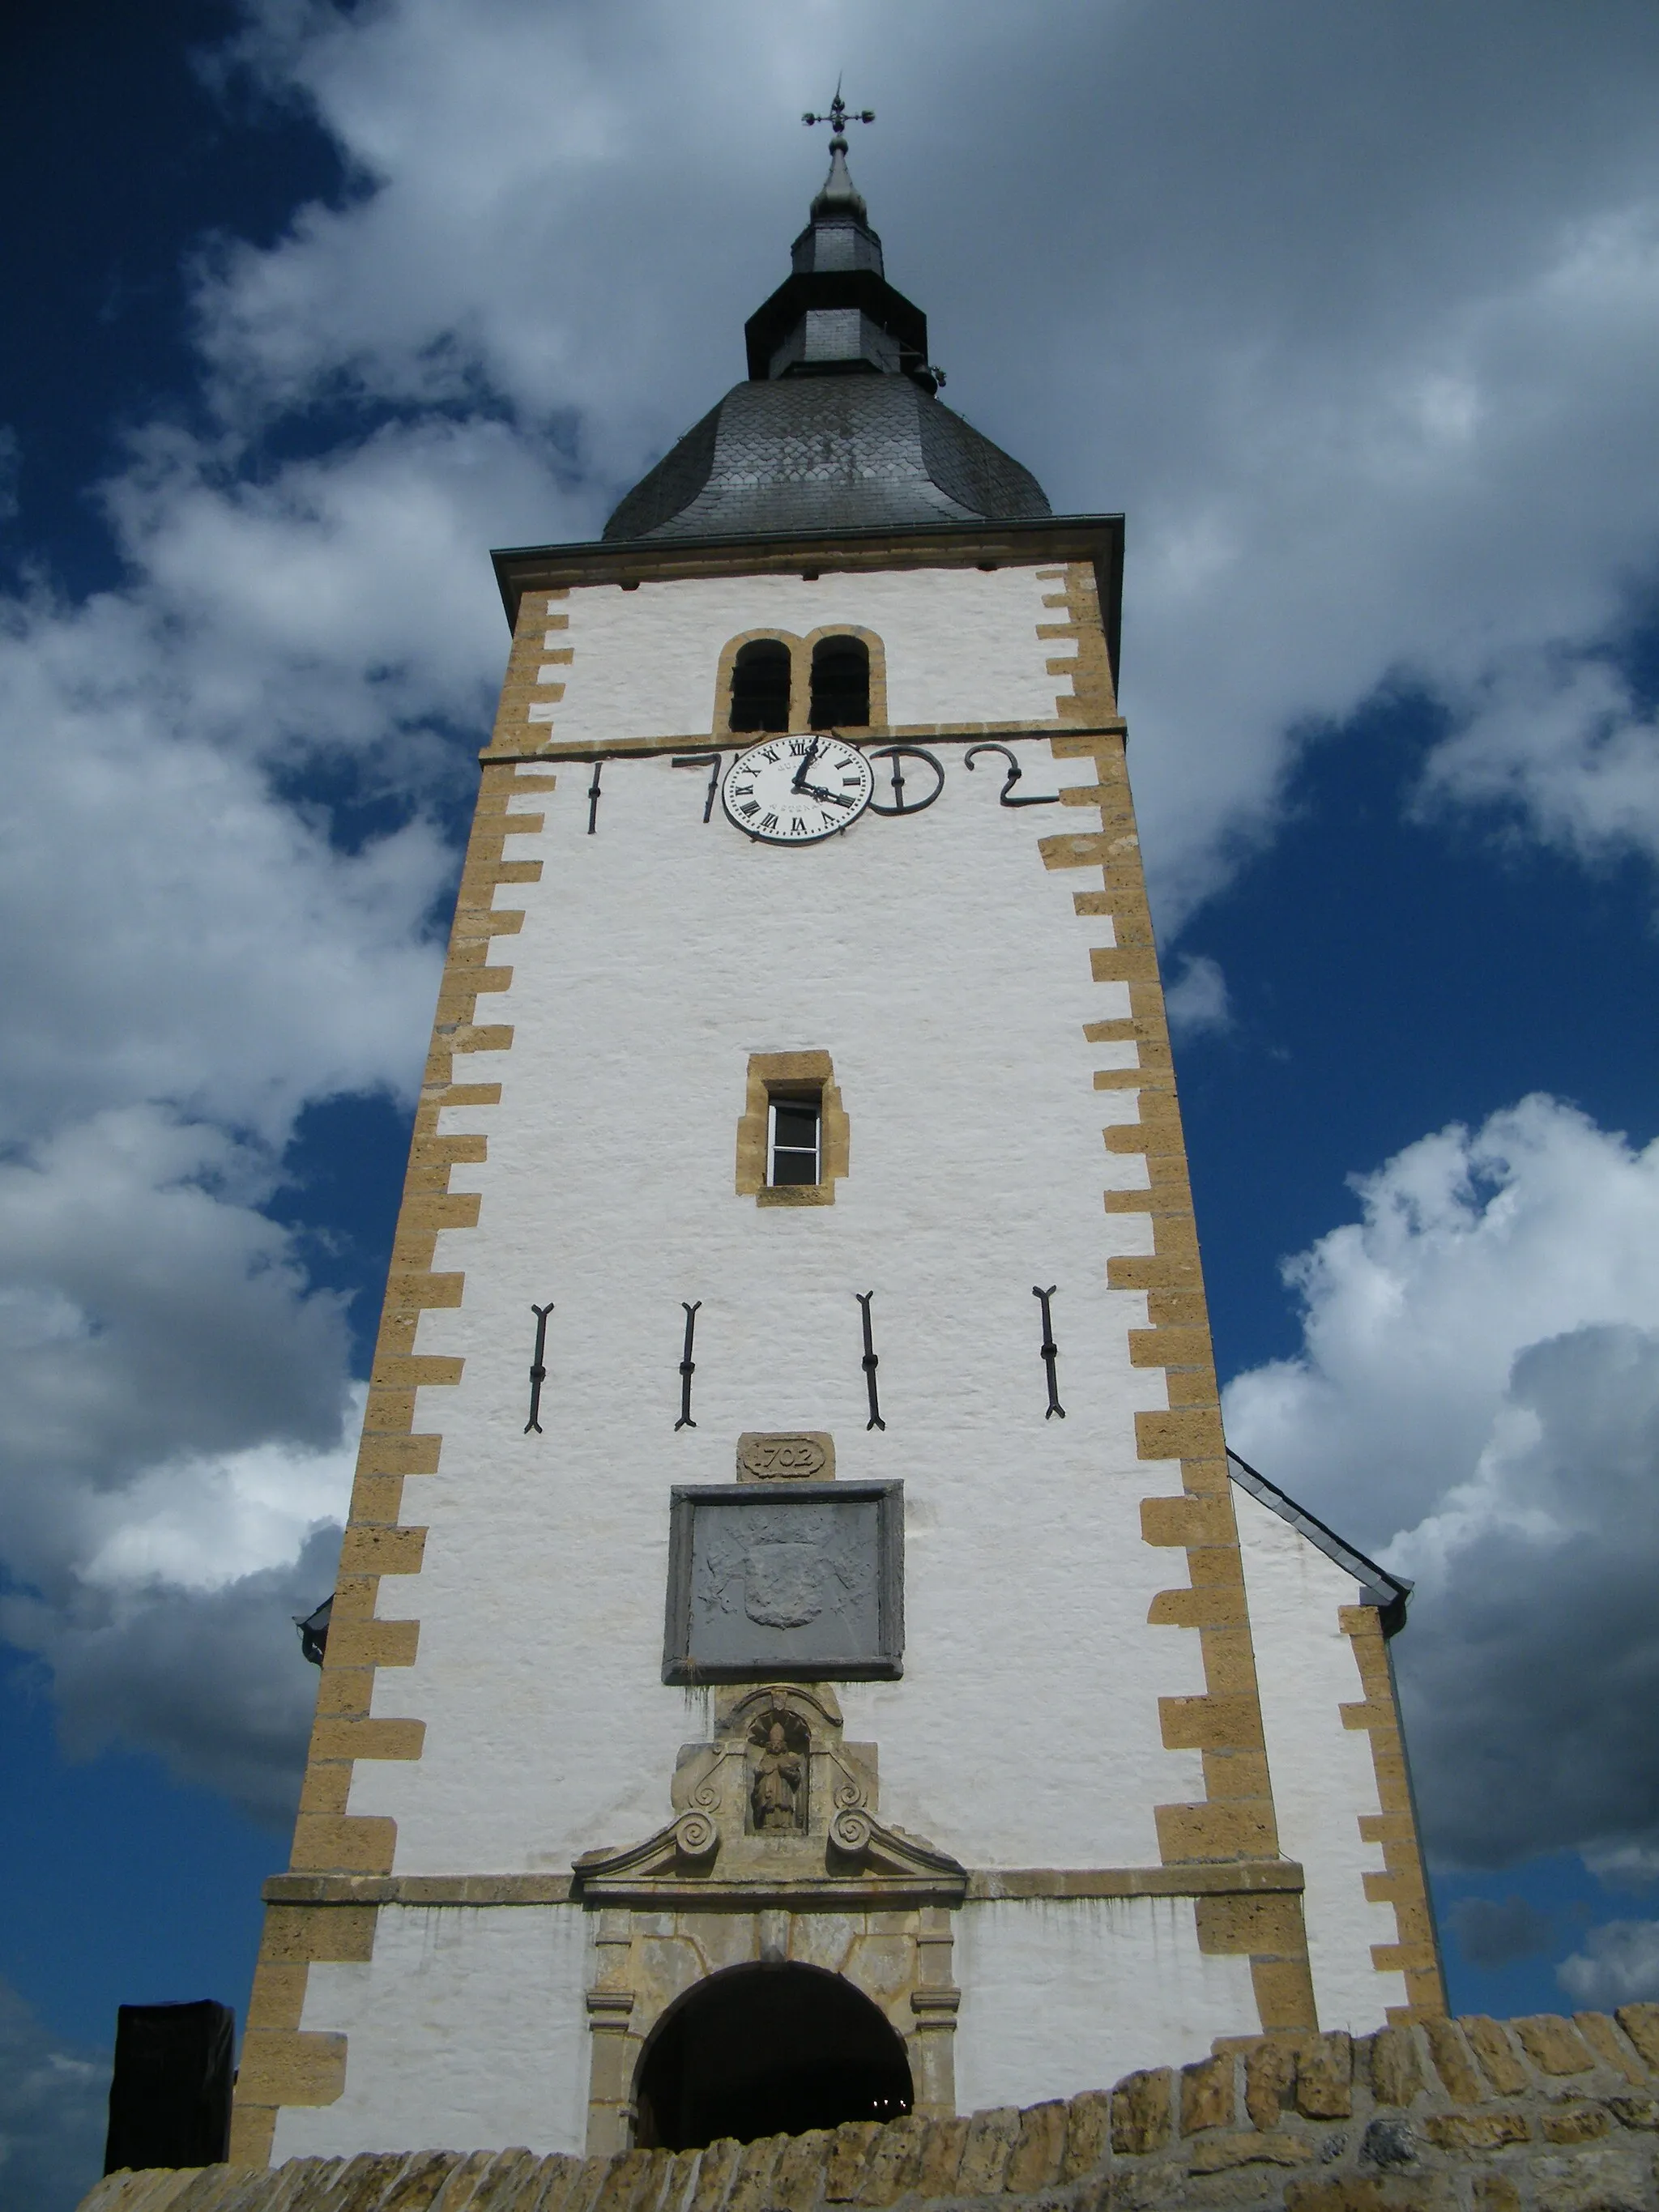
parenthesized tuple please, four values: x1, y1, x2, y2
(803, 83, 874, 142)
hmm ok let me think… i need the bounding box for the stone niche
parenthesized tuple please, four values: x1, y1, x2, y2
(572, 1683, 965, 2154)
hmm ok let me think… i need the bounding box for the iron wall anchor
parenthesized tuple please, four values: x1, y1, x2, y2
(855, 1290, 887, 1430)
(525, 1302, 554, 1434)
(676, 1301, 702, 1430)
(1032, 1285, 1066, 1418)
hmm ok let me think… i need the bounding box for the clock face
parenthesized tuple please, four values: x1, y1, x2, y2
(722, 735, 874, 844)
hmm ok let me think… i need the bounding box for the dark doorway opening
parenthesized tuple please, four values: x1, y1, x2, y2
(634, 1963, 913, 2150)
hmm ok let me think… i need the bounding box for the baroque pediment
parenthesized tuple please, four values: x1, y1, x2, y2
(570, 1684, 966, 1906)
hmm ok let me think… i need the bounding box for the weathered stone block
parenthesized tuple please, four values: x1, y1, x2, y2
(915, 2117, 967, 2197)
(1179, 2055, 1235, 2135)
(1285, 2176, 1456, 2212)
(1422, 2112, 1530, 2151)
(365, 2150, 461, 2208)
(1296, 2033, 1354, 2119)
(1469, 2176, 1520, 2212)
(1111, 2070, 1172, 2157)
(766, 2133, 828, 2212)
(1367, 2027, 1424, 2108)
(1422, 2020, 1483, 2104)
(1539, 2103, 1612, 2143)
(1513, 2014, 1594, 2077)
(687, 2140, 741, 2212)
(855, 2116, 925, 2206)
(723, 2137, 785, 2212)
(461, 2153, 540, 2211)
(823, 2123, 880, 2204)
(1614, 2003, 1659, 2071)
(1061, 2091, 1109, 2182)
(1004, 2102, 1068, 2192)
(1573, 2013, 1648, 2084)
(1188, 2130, 1314, 2172)
(1246, 2040, 1297, 2132)
(591, 2152, 654, 2212)
(1460, 2018, 1528, 2095)
(1607, 2095, 1659, 2130)
(955, 2107, 1019, 2193)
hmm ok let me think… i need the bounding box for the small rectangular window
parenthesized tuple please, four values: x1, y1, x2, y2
(769, 1096, 821, 1186)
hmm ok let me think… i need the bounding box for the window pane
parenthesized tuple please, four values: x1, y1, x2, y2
(772, 1102, 819, 1149)
(770, 1149, 819, 1185)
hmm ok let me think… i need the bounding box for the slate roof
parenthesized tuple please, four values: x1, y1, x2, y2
(603, 377, 1051, 543)
(1226, 1449, 1412, 1634)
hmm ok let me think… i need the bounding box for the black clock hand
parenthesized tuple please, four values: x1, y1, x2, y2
(800, 782, 854, 807)
(790, 737, 821, 794)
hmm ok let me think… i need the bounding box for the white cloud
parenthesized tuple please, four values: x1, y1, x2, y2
(195, 0, 1659, 918)
(1559, 1919, 1659, 2009)
(1224, 1097, 1659, 1867)
(7, 0, 1659, 1823)
(1163, 954, 1231, 1041)
(1420, 656, 1659, 867)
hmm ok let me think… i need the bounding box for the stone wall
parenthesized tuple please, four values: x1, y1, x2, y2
(86, 2005, 1659, 2212)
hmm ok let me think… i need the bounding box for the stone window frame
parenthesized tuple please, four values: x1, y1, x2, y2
(712, 627, 889, 738)
(736, 1049, 849, 1208)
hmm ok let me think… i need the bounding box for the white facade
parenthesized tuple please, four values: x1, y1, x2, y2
(266, 557, 1424, 2164)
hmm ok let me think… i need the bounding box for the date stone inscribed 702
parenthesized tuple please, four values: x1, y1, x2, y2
(663, 1482, 902, 1682)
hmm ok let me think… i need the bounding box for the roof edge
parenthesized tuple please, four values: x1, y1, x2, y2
(491, 511, 1124, 681)
(1226, 1449, 1413, 1636)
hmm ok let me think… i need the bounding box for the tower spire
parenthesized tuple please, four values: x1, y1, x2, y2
(803, 81, 875, 221)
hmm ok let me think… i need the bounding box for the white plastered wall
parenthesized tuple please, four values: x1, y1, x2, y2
(953, 1897, 1257, 2112)
(530, 568, 1064, 740)
(291, 561, 1286, 2147)
(275, 1906, 591, 2162)
(350, 563, 1201, 1881)
(1233, 1485, 1410, 2029)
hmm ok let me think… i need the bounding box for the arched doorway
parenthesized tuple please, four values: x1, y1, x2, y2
(633, 1963, 913, 2150)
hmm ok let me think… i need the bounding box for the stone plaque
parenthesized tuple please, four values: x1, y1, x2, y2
(736, 1431, 834, 1482)
(663, 1482, 902, 1683)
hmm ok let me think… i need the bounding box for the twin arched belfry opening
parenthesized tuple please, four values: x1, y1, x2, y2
(730, 634, 871, 735)
(633, 1963, 913, 2150)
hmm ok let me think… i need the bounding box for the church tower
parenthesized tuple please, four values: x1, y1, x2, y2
(232, 112, 1444, 2168)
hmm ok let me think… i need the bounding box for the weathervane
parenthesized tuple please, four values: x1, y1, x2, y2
(803, 83, 875, 145)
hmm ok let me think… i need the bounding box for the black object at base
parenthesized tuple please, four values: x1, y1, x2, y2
(104, 1998, 234, 2174)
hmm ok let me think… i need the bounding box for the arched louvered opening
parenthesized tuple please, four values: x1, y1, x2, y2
(729, 640, 792, 733)
(809, 636, 870, 729)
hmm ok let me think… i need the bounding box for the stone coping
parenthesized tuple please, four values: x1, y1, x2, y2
(84, 2005, 1659, 2212)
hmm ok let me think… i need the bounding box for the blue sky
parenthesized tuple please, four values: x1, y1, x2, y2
(5, 4, 1659, 2204)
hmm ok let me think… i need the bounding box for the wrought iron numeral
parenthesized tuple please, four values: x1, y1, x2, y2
(867, 744, 945, 816)
(965, 742, 1062, 806)
(671, 752, 723, 822)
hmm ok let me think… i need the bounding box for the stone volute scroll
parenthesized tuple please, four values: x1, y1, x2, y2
(570, 1685, 965, 1907)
